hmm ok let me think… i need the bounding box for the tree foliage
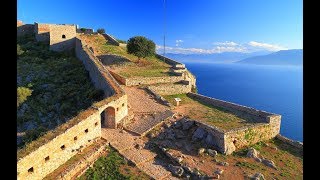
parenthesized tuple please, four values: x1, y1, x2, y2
(17, 87, 32, 107)
(97, 28, 106, 34)
(126, 36, 156, 59)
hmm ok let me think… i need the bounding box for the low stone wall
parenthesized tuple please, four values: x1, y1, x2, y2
(185, 92, 281, 155)
(43, 138, 108, 180)
(187, 93, 275, 122)
(102, 33, 119, 46)
(148, 82, 192, 95)
(156, 54, 185, 69)
(276, 134, 303, 150)
(109, 70, 127, 85)
(126, 75, 185, 86)
(17, 108, 102, 180)
(145, 87, 172, 107)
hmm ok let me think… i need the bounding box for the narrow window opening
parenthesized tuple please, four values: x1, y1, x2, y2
(116, 107, 119, 111)
(62, 34, 66, 39)
(74, 136, 78, 141)
(45, 156, 50, 162)
(95, 122, 98, 126)
(85, 129, 89, 133)
(122, 103, 125, 107)
(61, 145, 66, 150)
(28, 167, 34, 173)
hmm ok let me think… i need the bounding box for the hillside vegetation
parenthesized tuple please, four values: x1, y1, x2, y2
(17, 34, 103, 148)
(79, 34, 172, 77)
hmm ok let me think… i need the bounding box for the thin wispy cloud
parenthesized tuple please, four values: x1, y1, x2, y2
(175, 40, 183, 46)
(248, 41, 287, 51)
(157, 41, 287, 54)
(213, 41, 238, 46)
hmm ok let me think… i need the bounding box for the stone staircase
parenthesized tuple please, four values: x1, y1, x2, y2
(101, 128, 180, 180)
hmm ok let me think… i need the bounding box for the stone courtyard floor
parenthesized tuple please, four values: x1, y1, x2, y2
(101, 128, 179, 179)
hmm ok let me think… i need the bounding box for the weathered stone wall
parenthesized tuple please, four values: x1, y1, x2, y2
(125, 75, 186, 86)
(76, 28, 94, 34)
(109, 70, 127, 85)
(34, 23, 50, 42)
(145, 87, 172, 107)
(17, 21, 34, 36)
(17, 110, 102, 180)
(44, 138, 108, 180)
(148, 82, 192, 95)
(76, 38, 115, 97)
(102, 33, 120, 46)
(156, 54, 185, 69)
(49, 24, 76, 52)
(223, 117, 281, 154)
(276, 134, 303, 150)
(186, 93, 281, 154)
(187, 93, 274, 122)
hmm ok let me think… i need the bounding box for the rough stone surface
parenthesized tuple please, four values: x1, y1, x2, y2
(192, 127, 208, 141)
(168, 164, 184, 177)
(247, 148, 259, 159)
(198, 148, 206, 156)
(251, 172, 265, 180)
(207, 149, 218, 157)
(262, 159, 277, 169)
(182, 119, 195, 130)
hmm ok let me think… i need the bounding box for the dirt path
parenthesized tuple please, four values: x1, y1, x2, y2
(124, 86, 169, 114)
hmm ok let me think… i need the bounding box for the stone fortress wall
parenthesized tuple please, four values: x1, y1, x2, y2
(101, 33, 120, 46)
(17, 26, 128, 179)
(187, 92, 281, 154)
(17, 20, 301, 179)
(49, 24, 77, 52)
(17, 21, 34, 37)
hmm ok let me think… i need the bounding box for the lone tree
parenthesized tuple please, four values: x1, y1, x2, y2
(127, 36, 156, 60)
(97, 28, 105, 34)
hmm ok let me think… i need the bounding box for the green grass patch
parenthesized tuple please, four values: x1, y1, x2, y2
(80, 148, 150, 180)
(235, 161, 260, 170)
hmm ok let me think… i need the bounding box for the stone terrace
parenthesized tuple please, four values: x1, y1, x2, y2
(163, 94, 264, 131)
(101, 128, 179, 179)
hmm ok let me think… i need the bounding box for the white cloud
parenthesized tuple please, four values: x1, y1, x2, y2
(156, 40, 287, 54)
(248, 41, 287, 51)
(156, 45, 247, 54)
(213, 41, 238, 46)
(175, 39, 184, 46)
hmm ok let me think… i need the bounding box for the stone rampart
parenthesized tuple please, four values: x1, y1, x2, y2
(17, 21, 35, 36)
(102, 33, 120, 46)
(49, 24, 76, 52)
(156, 54, 185, 69)
(276, 134, 303, 150)
(148, 82, 192, 95)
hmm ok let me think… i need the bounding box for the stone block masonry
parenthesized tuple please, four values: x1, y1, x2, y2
(185, 92, 281, 155)
(50, 24, 77, 52)
(148, 81, 192, 95)
(17, 21, 34, 37)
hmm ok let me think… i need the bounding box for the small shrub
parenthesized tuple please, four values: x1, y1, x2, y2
(97, 28, 105, 34)
(117, 39, 127, 44)
(127, 36, 156, 59)
(17, 44, 24, 56)
(80, 28, 86, 32)
(17, 87, 32, 107)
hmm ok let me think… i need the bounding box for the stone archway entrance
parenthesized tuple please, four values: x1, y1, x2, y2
(101, 107, 116, 128)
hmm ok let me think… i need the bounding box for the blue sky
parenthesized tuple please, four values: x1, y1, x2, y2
(18, 0, 302, 54)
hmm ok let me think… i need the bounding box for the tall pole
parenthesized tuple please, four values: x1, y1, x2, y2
(163, 0, 166, 57)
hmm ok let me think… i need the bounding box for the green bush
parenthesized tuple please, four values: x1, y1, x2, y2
(17, 87, 32, 107)
(117, 39, 127, 44)
(80, 28, 86, 32)
(97, 28, 106, 34)
(127, 36, 156, 59)
(17, 44, 24, 56)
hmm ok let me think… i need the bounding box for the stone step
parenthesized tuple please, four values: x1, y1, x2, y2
(119, 148, 157, 166)
(137, 159, 173, 180)
(125, 110, 174, 136)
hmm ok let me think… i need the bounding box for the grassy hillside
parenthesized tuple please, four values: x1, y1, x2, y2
(79, 34, 172, 77)
(17, 34, 103, 148)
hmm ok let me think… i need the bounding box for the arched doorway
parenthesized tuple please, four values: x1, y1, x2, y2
(100, 107, 116, 128)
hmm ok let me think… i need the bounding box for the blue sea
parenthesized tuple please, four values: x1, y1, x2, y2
(184, 62, 303, 142)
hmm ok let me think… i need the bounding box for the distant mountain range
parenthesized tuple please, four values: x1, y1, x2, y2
(164, 49, 303, 66)
(236, 49, 303, 65)
(164, 51, 272, 63)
